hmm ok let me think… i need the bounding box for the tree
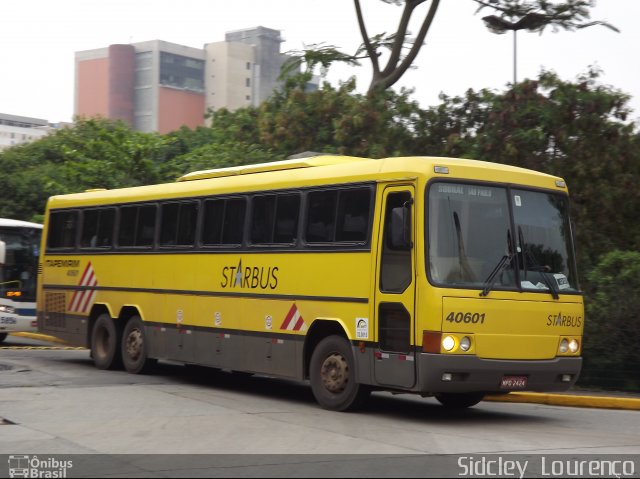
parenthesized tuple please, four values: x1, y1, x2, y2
(290, 1, 615, 95)
(581, 250, 640, 391)
(0, 118, 165, 222)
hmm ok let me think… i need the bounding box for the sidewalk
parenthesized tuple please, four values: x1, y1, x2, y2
(10, 332, 640, 411)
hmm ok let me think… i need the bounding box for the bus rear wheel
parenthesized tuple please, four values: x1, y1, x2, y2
(91, 314, 122, 370)
(310, 335, 370, 411)
(122, 316, 156, 374)
(435, 392, 485, 409)
(0, 333, 7, 344)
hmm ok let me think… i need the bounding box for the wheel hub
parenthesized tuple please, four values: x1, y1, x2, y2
(320, 353, 349, 393)
(125, 328, 143, 361)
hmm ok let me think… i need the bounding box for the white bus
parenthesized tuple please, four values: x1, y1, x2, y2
(0, 218, 42, 343)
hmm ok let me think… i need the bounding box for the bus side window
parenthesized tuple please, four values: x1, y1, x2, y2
(336, 188, 371, 242)
(223, 198, 246, 245)
(305, 190, 337, 243)
(47, 210, 78, 250)
(160, 201, 198, 247)
(202, 197, 246, 247)
(80, 208, 115, 249)
(97, 209, 115, 247)
(251, 193, 300, 245)
(251, 195, 276, 244)
(274, 194, 300, 244)
(118, 205, 156, 248)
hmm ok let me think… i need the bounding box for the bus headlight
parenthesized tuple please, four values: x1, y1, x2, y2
(569, 339, 579, 353)
(559, 339, 569, 354)
(0, 305, 15, 314)
(460, 336, 471, 351)
(442, 335, 456, 352)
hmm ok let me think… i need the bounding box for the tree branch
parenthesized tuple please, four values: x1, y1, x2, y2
(354, 0, 381, 75)
(373, 0, 440, 92)
(380, 0, 426, 77)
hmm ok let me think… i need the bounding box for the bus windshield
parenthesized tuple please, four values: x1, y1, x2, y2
(0, 226, 41, 301)
(428, 182, 579, 294)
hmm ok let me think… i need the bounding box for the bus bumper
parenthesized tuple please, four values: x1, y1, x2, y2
(418, 353, 582, 394)
(0, 314, 38, 334)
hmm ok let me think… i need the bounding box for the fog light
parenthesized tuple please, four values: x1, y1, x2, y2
(442, 373, 453, 382)
(442, 336, 456, 351)
(561, 374, 573, 382)
(569, 339, 579, 353)
(559, 339, 569, 354)
(460, 336, 471, 351)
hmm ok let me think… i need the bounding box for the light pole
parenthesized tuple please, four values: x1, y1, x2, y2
(482, 13, 547, 84)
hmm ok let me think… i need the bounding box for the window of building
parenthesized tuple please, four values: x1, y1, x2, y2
(159, 52, 205, 92)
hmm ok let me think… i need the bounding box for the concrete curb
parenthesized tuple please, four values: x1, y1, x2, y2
(485, 392, 640, 411)
(10, 332, 72, 346)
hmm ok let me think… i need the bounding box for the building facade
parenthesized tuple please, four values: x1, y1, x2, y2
(75, 27, 297, 134)
(0, 113, 51, 151)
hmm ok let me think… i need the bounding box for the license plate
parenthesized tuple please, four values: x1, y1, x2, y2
(500, 375, 528, 389)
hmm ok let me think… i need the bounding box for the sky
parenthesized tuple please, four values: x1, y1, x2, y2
(1, 0, 638, 124)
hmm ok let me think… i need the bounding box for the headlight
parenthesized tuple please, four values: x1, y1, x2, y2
(459, 336, 471, 351)
(442, 335, 456, 351)
(569, 339, 579, 353)
(559, 338, 569, 354)
(0, 305, 15, 314)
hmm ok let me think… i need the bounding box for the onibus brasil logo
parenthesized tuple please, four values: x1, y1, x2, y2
(8, 455, 73, 478)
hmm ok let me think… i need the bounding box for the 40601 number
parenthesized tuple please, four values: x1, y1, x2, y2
(445, 312, 486, 324)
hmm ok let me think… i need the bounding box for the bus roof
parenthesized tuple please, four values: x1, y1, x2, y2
(178, 155, 370, 181)
(0, 218, 43, 229)
(45, 155, 568, 208)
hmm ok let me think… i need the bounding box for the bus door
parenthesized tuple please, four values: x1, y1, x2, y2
(374, 185, 416, 388)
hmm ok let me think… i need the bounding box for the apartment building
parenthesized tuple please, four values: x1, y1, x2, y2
(75, 27, 297, 134)
(0, 113, 51, 151)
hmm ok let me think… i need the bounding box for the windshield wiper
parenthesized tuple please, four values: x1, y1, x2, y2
(518, 226, 559, 300)
(453, 211, 476, 282)
(480, 230, 514, 297)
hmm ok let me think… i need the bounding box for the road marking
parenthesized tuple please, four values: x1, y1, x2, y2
(0, 346, 86, 351)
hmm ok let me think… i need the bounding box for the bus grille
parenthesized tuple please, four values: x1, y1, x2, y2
(44, 292, 66, 328)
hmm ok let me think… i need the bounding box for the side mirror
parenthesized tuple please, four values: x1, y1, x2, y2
(390, 203, 412, 250)
(0, 240, 5, 265)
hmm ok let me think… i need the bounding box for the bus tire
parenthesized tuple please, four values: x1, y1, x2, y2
(309, 335, 370, 411)
(121, 316, 156, 375)
(435, 392, 485, 409)
(91, 314, 122, 370)
(0, 333, 7, 344)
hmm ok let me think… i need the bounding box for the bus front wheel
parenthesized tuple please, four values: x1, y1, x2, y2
(91, 314, 122, 370)
(435, 392, 485, 408)
(121, 316, 156, 375)
(0, 333, 7, 344)
(309, 335, 370, 411)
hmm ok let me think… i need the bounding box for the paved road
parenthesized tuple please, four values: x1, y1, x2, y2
(1, 335, 639, 477)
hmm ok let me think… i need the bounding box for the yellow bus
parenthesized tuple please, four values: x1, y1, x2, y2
(37, 155, 583, 410)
